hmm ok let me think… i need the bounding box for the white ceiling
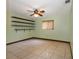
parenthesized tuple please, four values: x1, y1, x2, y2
(7, 0, 72, 20)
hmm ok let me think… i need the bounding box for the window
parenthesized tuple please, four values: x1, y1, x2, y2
(42, 20, 54, 30)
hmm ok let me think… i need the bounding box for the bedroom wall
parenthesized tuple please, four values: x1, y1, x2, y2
(6, 11, 35, 43)
(6, 13, 72, 43)
(34, 6, 72, 42)
(6, 2, 72, 43)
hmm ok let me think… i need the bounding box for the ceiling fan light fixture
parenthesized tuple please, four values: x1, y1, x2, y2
(33, 14, 39, 17)
(27, 8, 45, 17)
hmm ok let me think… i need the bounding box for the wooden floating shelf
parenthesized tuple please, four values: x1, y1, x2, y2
(15, 29, 34, 30)
(11, 16, 35, 22)
(12, 25, 35, 27)
(12, 21, 35, 25)
(15, 29, 34, 31)
(11, 16, 35, 31)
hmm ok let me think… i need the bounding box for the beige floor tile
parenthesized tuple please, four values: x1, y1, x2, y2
(7, 39, 72, 59)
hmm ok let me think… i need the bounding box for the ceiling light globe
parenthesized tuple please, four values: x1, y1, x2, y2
(34, 14, 39, 17)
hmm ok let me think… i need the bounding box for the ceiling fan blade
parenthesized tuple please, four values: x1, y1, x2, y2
(26, 10, 34, 12)
(40, 10, 45, 13)
(30, 14, 34, 16)
(38, 13, 43, 16)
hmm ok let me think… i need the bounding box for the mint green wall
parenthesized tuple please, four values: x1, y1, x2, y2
(34, 10, 72, 42)
(7, 5, 72, 43)
(6, 12, 72, 43)
(6, 11, 34, 43)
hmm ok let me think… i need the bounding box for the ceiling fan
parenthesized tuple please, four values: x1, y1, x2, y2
(27, 8, 45, 17)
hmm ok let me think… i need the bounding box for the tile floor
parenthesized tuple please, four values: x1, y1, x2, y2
(6, 39, 72, 59)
